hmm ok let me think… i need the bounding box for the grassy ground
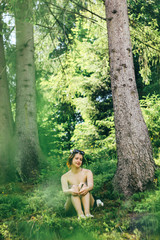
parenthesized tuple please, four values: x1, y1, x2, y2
(1, 180, 158, 240)
(1, 160, 160, 240)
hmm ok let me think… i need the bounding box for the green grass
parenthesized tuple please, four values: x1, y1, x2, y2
(1, 154, 160, 240)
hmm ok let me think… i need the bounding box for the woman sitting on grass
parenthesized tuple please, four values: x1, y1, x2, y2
(61, 149, 103, 219)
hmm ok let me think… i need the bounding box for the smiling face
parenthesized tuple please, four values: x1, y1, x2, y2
(71, 153, 83, 168)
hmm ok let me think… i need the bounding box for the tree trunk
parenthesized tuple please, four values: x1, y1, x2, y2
(15, 0, 40, 180)
(0, 14, 14, 183)
(105, 0, 155, 196)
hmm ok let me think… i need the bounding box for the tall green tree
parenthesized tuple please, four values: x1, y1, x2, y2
(15, 0, 40, 180)
(37, 3, 114, 154)
(105, 0, 155, 196)
(0, 11, 14, 183)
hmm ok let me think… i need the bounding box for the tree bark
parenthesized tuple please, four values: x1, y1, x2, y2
(0, 14, 14, 183)
(105, 0, 155, 196)
(15, 0, 40, 180)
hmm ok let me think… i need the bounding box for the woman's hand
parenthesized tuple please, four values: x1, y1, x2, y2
(70, 189, 79, 196)
(79, 186, 89, 196)
(70, 185, 79, 196)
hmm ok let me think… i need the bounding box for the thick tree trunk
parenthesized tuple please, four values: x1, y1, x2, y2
(0, 15, 14, 182)
(15, 0, 40, 180)
(105, 0, 155, 196)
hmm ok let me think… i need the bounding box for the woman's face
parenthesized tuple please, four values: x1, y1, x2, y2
(71, 153, 83, 168)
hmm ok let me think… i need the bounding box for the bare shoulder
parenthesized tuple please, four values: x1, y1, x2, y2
(82, 168, 93, 175)
(61, 170, 71, 181)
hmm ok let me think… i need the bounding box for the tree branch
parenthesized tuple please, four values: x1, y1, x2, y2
(70, 0, 106, 21)
(45, 1, 72, 44)
(44, 1, 98, 24)
(131, 35, 160, 53)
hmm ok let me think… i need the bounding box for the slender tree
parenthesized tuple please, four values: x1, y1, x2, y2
(15, 0, 40, 180)
(0, 13, 14, 183)
(105, 0, 155, 196)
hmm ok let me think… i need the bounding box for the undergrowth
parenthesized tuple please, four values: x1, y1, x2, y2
(0, 154, 160, 240)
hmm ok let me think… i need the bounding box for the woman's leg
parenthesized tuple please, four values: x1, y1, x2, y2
(71, 195, 84, 216)
(64, 197, 72, 212)
(81, 184, 94, 216)
(65, 185, 95, 217)
(81, 192, 90, 215)
(70, 185, 84, 216)
(90, 194, 95, 208)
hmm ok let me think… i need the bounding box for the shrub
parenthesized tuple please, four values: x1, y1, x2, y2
(140, 94, 160, 159)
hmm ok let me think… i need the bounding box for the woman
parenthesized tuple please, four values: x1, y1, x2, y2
(61, 149, 95, 219)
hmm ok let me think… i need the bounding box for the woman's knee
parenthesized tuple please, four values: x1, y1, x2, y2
(71, 195, 80, 201)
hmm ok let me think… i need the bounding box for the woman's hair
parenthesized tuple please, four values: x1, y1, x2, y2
(67, 149, 85, 168)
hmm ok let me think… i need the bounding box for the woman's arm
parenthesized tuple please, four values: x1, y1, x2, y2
(87, 169, 94, 191)
(79, 170, 94, 196)
(61, 175, 79, 196)
(61, 175, 71, 195)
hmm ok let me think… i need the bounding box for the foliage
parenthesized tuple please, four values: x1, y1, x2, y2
(140, 94, 160, 158)
(0, 194, 28, 219)
(35, 0, 160, 162)
(128, 0, 160, 85)
(37, 1, 114, 161)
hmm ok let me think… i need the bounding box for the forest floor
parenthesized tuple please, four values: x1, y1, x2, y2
(0, 181, 159, 240)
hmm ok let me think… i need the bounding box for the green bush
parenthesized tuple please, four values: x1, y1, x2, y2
(141, 94, 160, 159)
(0, 194, 28, 219)
(26, 180, 66, 217)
